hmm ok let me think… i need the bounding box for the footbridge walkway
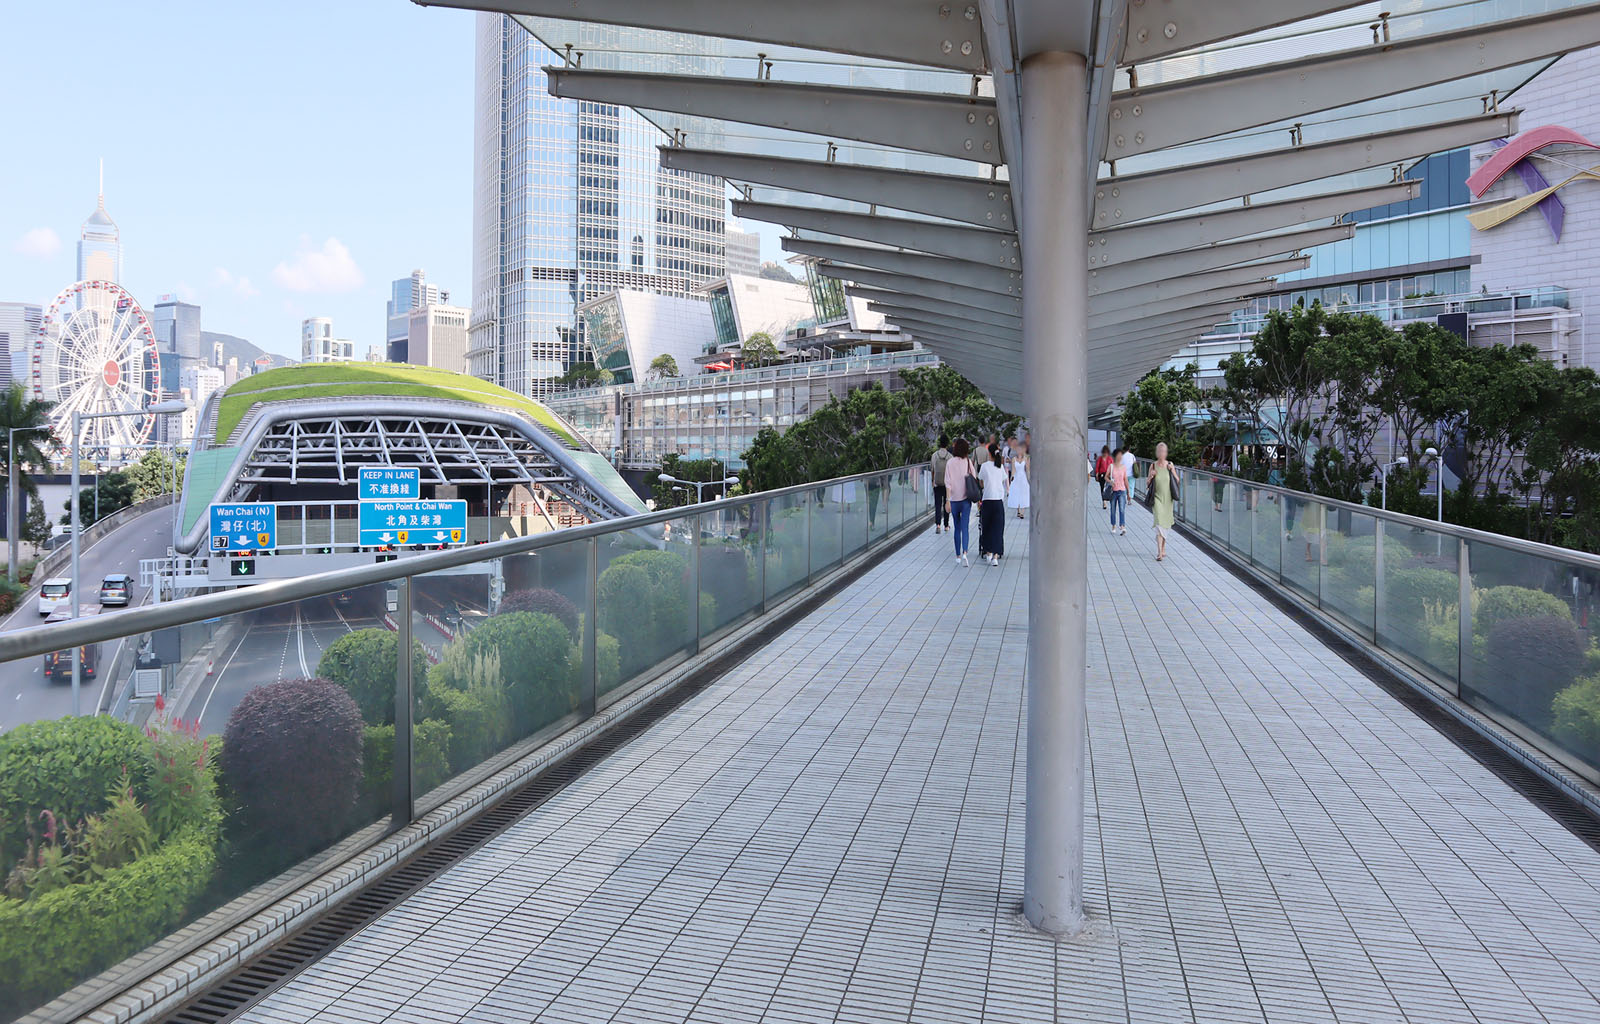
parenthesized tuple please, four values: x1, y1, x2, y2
(229, 495, 1600, 1024)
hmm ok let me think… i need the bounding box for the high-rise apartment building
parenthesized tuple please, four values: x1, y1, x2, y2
(180, 364, 224, 416)
(724, 229, 762, 278)
(301, 317, 354, 363)
(386, 269, 449, 362)
(469, 15, 727, 399)
(0, 302, 41, 391)
(404, 303, 471, 374)
(151, 297, 203, 363)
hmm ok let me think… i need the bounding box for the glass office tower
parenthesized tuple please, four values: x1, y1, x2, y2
(469, 14, 726, 399)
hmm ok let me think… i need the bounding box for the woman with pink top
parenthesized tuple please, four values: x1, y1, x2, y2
(943, 438, 977, 566)
(1108, 447, 1129, 536)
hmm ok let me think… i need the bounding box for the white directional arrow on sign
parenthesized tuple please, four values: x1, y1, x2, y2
(234, 536, 251, 547)
(379, 532, 394, 544)
(433, 531, 447, 542)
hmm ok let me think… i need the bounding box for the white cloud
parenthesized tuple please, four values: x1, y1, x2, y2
(271, 237, 364, 293)
(212, 267, 260, 299)
(14, 227, 61, 259)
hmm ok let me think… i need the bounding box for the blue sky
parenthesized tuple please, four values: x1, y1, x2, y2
(0, 2, 780, 360)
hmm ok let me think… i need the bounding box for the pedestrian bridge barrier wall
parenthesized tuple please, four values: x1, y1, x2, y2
(1142, 463, 1600, 814)
(0, 466, 931, 1024)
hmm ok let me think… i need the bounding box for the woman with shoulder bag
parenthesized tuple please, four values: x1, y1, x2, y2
(943, 438, 978, 566)
(1146, 441, 1180, 562)
(978, 445, 1010, 566)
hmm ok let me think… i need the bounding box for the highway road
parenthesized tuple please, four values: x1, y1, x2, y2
(0, 505, 176, 733)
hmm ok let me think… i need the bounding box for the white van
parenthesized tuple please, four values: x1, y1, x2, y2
(37, 578, 72, 617)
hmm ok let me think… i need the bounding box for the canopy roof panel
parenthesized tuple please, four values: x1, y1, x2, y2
(417, 0, 1600, 412)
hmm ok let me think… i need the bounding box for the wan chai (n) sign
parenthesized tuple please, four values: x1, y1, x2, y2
(209, 503, 277, 551)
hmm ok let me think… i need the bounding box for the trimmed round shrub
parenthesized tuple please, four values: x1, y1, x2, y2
(1482, 615, 1586, 728)
(427, 685, 512, 772)
(598, 562, 654, 675)
(316, 628, 431, 726)
(1385, 567, 1458, 626)
(457, 612, 573, 734)
(1475, 585, 1571, 637)
(497, 588, 580, 640)
(221, 678, 364, 853)
(1552, 674, 1600, 763)
(596, 631, 621, 694)
(0, 716, 155, 866)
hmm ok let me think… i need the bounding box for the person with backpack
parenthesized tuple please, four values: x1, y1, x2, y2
(943, 438, 978, 566)
(930, 436, 953, 534)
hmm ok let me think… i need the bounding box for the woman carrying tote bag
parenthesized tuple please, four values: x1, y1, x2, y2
(943, 439, 978, 566)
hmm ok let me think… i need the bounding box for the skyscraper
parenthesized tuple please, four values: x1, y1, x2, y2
(386, 269, 449, 362)
(301, 318, 354, 363)
(78, 165, 121, 284)
(724, 229, 762, 278)
(405, 303, 471, 374)
(0, 302, 42, 391)
(469, 15, 727, 399)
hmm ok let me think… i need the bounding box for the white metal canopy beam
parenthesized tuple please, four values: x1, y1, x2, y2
(1107, 6, 1600, 159)
(885, 309, 1019, 343)
(660, 148, 1015, 229)
(1088, 224, 1350, 297)
(413, 0, 990, 72)
(846, 285, 1021, 325)
(796, 241, 1023, 295)
(1088, 279, 1276, 330)
(817, 264, 1024, 315)
(868, 300, 1021, 334)
(545, 69, 1004, 165)
(1122, 0, 1356, 64)
(1091, 311, 1232, 349)
(1086, 181, 1417, 268)
(1092, 301, 1242, 340)
(1088, 257, 1307, 317)
(733, 200, 1020, 268)
(1092, 110, 1517, 228)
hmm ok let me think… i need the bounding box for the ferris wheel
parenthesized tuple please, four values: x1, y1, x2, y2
(33, 280, 162, 455)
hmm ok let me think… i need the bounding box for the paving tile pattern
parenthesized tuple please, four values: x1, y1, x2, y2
(238, 498, 1600, 1023)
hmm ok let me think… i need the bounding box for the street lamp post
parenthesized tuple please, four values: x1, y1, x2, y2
(658, 472, 741, 503)
(8, 424, 52, 584)
(1379, 456, 1409, 511)
(1424, 446, 1442, 522)
(68, 400, 187, 716)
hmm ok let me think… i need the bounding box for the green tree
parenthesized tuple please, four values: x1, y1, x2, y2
(1234, 304, 1329, 480)
(1308, 312, 1387, 501)
(0, 382, 55, 535)
(652, 454, 731, 508)
(648, 353, 680, 379)
(124, 448, 187, 502)
(1119, 363, 1202, 464)
(61, 471, 135, 528)
(742, 331, 780, 368)
(22, 493, 49, 549)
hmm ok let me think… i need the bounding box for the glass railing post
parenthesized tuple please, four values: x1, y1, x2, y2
(1374, 519, 1386, 642)
(581, 537, 598, 717)
(1278, 491, 1287, 585)
(804, 491, 813, 585)
(392, 575, 415, 828)
(757, 498, 769, 615)
(1458, 537, 1472, 697)
(838, 484, 846, 567)
(1317, 503, 1327, 610)
(689, 512, 702, 655)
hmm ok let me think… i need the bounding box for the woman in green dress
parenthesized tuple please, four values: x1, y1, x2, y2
(1146, 441, 1179, 562)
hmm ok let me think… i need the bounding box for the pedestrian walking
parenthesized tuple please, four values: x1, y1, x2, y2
(1109, 447, 1129, 535)
(944, 438, 977, 566)
(1119, 445, 1137, 498)
(930, 435, 953, 534)
(1094, 445, 1113, 509)
(1007, 440, 1031, 519)
(978, 445, 1009, 566)
(1146, 442, 1179, 561)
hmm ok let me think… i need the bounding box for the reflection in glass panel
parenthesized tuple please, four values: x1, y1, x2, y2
(598, 515, 698, 694)
(1376, 521, 1459, 688)
(1281, 496, 1321, 601)
(1251, 486, 1282, 579)
(810, 480, 847, 574)
(766, 491, 810, 600)
(700, 502, 761, 639)
(1320, 505, 1377, 638)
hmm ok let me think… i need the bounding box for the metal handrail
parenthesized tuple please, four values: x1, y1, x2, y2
(0, 464, 928, 663)
(1181, 465, 1600, 572)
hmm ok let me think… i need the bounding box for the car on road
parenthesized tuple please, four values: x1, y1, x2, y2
(43, 644, 98, 683)
(37, 577, 72, 617)
(99, 573, 135, 606)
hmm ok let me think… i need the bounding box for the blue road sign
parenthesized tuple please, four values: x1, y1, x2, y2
(209, 503, 277, 552)
(358, 500, 467, 547)
(358, 466, 420, 501)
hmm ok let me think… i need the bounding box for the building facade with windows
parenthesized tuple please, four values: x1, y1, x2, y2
(0, 302, 41, 391)
(301, 317, 355, 363)
(77, 191, 121, 284)
(469, 14, 727, 400)
(404, 303, 471, 374)
(723, 229, 761, 278)
(387, 270, 449, 363)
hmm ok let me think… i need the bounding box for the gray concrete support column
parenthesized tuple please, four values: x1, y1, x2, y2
(1021, 49, 1088, 936)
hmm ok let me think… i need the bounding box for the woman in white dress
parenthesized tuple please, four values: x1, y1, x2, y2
(1007, 441, 1032, 519)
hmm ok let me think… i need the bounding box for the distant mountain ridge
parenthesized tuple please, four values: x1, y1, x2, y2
(201, 330, 296, 369)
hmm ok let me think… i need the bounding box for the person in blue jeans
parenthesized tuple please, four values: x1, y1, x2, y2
(1108, 447, 1129, 535)
(943, 438, 977, 566)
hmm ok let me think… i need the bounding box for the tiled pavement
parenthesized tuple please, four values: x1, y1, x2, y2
(238, 496, 1600, 1023)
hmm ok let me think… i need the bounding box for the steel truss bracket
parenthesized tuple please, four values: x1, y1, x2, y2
(546, 68, 1003, 165)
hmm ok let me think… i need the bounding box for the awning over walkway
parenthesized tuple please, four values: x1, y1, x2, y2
(417, 0, 1595, 412)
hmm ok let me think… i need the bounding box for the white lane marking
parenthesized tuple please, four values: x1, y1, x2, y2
(295, 605, 311, 678)
(196, 622, 249, 728)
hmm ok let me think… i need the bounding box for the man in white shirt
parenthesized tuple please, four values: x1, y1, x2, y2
(1119, 447, 1137, 502)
